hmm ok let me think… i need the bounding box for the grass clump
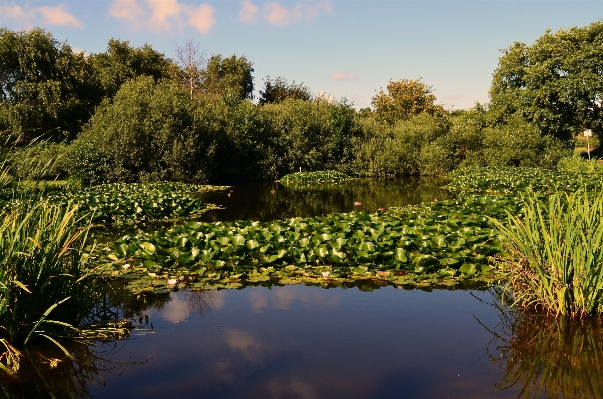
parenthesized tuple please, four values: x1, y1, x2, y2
(278, 170, 353, 185)
(557, 156, 603, 174)
(491, 189, 603, 317)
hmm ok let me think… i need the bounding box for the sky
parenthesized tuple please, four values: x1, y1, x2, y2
(0, 0, 602, 110)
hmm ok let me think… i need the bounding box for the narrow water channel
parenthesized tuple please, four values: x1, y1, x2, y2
(2, 178, 600, 398)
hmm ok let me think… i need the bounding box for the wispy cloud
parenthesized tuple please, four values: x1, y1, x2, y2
(330, 70, 359, 82)
(109, 0, 216, 34)
(238, 0, 259, 23)
(0, 3, 82, 28)
(239, 1, 332, 26)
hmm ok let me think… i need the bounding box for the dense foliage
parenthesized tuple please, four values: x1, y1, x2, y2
(489, 21, 603, 141)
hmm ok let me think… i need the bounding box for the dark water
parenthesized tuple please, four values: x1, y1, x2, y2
(2, 179, 601, 398)
(197, 178, 453, 222)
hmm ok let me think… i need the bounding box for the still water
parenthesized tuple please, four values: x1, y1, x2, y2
(3, 179, 601, 398)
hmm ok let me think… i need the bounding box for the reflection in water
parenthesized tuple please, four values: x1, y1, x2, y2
(487, 310, 603, 399)
(199, 177, 452, 222)
(0, 341, 146, 399)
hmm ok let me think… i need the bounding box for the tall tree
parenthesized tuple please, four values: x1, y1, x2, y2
(199, 54, 254, 99)
(89, 39, 178, 100)
(0, 27, 94, 141)
(258, 76, 312, 105)
(489, 21, 603, 141)
(371, 79, 444, 126)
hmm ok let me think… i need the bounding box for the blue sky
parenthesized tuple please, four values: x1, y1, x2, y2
(1, 0, 601, 110)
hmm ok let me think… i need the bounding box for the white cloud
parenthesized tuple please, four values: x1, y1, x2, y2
(330, 70, 359, 82)
(238, 0, 259, 24)
(188, 4, 216, 34)
(0, 3, 82, 28)
(109, 0, 216, 34)
(262, 1, 333, 26)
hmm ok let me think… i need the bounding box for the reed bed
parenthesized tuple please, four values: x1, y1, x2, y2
(492, 189, 603, 317)
(0, 200, 98, 348)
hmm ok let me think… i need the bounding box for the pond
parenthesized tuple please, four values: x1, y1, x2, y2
(2, 178, 601, 398)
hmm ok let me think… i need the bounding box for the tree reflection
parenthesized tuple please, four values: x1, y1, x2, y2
(198, 177, 452, 223)
(485, 305, 603, 398)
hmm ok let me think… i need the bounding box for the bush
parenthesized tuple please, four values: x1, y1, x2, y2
(482, 116, 568, 168)
(67, 76, 218, 184)
(353, 113, 448, 177)
(259, 98, 363, 178)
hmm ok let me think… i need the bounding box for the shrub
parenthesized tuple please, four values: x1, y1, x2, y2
(68, 76, 217, 185)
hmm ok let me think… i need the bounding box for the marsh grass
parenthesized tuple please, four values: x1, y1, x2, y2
(491, 189, 603, 317)
(0, 200, 99, 348)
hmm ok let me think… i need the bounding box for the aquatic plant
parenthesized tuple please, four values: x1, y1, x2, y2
(557, 156, 603, 174)
(491, 189, 603, 317)
(0, 201, 97, 347)
(101, 194, 520, 293)
(447, 167, 603, 195)
(278, 171, 353, 185)
(0, 182, 228, 225)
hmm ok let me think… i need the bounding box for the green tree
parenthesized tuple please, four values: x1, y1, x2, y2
(67, 76, 217, 184)
(89, 39, 178, 100)
(258, 76, 312, 105)
(371, 79, 445, 126)
(0, 27, 95, 141)
(200, 54, 254, 99)
(489, 21, 603, 141)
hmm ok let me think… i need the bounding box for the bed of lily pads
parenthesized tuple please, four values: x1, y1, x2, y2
(278, 170, 353, 185)
(447, 167, 603, 195)
(0, 182, 230, 225)
(98, 194, 524, 294)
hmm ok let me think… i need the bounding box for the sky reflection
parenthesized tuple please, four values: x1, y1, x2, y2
(86, 285, 524, 399)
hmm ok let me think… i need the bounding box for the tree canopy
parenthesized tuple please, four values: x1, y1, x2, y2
(200, 54, 254, 99)
(371, 79, 444, 126)
(0, 27, 94, 141)
(259, 76, 312, 105)
(489, 21, 603, 141)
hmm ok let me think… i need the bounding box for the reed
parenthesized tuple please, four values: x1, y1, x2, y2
(492, 189, 603, 317)
(0, 200, 98, 347)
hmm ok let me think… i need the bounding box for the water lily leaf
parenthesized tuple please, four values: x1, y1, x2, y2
(459, 264, 476, 275)
(352, 266, 368, 275)
(358, 241, 375, 252)
(395, 248, 408, 262)
(141, 242, 156, 252)
(246, 240, 259, 250)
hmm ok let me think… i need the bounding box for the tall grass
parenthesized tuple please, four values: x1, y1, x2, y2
(491, 189, 603, 317)
(0, 200, 97, 348)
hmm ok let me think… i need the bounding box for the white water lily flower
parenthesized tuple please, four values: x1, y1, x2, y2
(321, 271, 330, 277)
(122, 264, 131, 270)
(167, 278, 178, 285)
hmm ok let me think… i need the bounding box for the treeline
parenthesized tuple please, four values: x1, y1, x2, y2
(3, 23, 600, 185)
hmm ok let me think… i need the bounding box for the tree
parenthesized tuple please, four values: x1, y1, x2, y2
(174, 38, 206, 98)
(89, 39, 178, 100)
(371, 78, 444, 126)
(199, 54, 254, 99)
(258, 76, 312, 105)
(489, 21, 603, 141)
(0, 27, 95, 141)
